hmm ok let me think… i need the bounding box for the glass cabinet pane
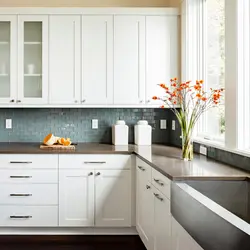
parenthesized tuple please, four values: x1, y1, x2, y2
(23, 22, 42, 98)
(0, 22, 10, 98)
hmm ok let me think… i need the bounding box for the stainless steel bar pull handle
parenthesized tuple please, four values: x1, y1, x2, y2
(146, 185, 151, 189)
(10, 161, 32, 164)
(10, 194, 32, 197)
(153, 178, 164, 186)
(138, 166, 145, 171)
(154, 193, 163, 201)
(84, 161, 106, 164)
(10, 176, 32, 179)
(10, 215, 32, 219)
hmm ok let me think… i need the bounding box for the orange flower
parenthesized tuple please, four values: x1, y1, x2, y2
(171, 83, 177, 87)
(173, 101, 177, 105)
(194, 85, 201, 90)
(196, 93, 202, 98)
(199, 80, 204, 84)
(152, 96, 158, 100)
(173, 77, 177, 81)
(202, 97, 207, 101)
(160, 105, 165, 108)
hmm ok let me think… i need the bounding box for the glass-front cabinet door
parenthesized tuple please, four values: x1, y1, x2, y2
(0, 16, 17, 104)
(18, 15, 48, 104)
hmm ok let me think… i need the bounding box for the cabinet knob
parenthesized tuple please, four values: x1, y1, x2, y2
(96, 172, 101, 176)
(16, 100, 21, 103)
(88, 172, 93, 176)
(82, 99, 86, 103)
(138, 166, 145, 171)
(75, 100, 78, 103)
(147, 100, 150, 103)
(10, 99, 15, 103)
(139, 100, 143, 103)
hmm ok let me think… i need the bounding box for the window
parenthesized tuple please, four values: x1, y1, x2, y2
(238, 0, 250, 150)
(199, 0, 225, 142)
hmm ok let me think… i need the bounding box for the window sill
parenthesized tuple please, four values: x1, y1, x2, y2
(194, 137, 250, 159)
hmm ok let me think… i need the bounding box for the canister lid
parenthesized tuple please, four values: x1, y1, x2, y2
(137, 120, 148, 125)
(116, 120, 126, 125)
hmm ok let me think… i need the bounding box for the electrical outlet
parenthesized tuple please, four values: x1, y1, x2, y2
(6, 119, 12, 129)
(172, 120, 175, 130)
(200, 145, 207, 155)
(160, 120, 167, 129)
(92, 119, 98, 129)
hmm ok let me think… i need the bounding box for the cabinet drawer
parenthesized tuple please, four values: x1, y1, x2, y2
(0, 206, 58, 227)
(0, 184, 58, 205)
(0, 169, 58, 184)
(59, 154, 131, 170)
(152, 168, 171, 199)
(0, 154, 58, 169)
(136, 157, 151, 181)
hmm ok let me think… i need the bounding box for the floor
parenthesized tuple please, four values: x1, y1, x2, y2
(0, 236, 146, 250)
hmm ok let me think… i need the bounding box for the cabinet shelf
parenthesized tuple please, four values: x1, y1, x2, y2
(24, 42, 42, 45)
(0, 41, 9, 45)
(24, 74, 42, 77)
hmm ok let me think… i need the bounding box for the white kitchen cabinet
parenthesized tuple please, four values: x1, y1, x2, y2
(146, 16, 179, 105)
(136, 164, 154, 250)
(171, 217, 203, 250)
(17, 15, 49, 104)
(95, 169, 131, 227)
(49, 15, 81, 104)
(0, 16, 17, 104)
(82, 16, 113, 105)
(153, 187, 171, 250)
(114, 16, 146, 105)
(59, 169, 95, 227)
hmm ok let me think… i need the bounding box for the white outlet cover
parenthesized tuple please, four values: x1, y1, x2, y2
(200, 145, 207, 155)
(92, 119, 98, 129)
(172, 120, 175, 130)
(6, 119, 12, 129)
(160, 120, 167, 129)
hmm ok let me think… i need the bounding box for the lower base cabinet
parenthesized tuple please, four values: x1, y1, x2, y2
(59, 169, 131, 227)
(153, 186, 171, 250)
(171, 217, 203, 250)
(59, 169, 95, 227)
(95, 170, 131, 227)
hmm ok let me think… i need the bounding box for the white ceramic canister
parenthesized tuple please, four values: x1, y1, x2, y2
(134, 120, 152, 145)
(112, 120, 129, 145)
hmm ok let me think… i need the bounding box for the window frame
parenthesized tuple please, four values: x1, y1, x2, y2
(182, 0, 249, 151)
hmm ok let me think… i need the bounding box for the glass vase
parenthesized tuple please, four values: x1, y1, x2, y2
(182, 132, 194, 161)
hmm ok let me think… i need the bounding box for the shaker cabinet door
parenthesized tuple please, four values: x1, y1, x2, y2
(59, 169, 95, 227)
(49, 15, 81, 104)
(0, 16, 17, 104)
(95, 170, 131, 227)
(82, 15, 113, 105)
(114, 16, 146, 105)
(17, 15, 49, 104)
(146, 16, 179, 106)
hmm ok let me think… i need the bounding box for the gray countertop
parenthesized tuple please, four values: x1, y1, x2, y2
(0, 142, 249, 181)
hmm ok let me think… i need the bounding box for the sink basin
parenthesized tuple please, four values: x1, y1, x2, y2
(171, 179, 250, 250)
(185, 179, 250, 223)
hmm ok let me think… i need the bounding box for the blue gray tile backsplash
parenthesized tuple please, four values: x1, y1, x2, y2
(0, 108, 180, 144)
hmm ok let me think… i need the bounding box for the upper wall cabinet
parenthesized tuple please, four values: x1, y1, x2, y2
(0, 16, 17, 105)
(82, 16, 113, 105)
(114, 16, 146, 105)
(49, 15, 81, 105)
(146, 16, 179, 106)
(18, 15, 49, 104)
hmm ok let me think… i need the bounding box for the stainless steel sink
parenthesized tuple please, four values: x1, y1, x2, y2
(171, 179, 250, 250)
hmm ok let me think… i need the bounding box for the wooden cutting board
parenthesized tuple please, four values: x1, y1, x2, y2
(40, 144, 75, 150)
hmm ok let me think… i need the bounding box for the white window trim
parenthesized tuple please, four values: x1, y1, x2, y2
(182, 0, 250, 154)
